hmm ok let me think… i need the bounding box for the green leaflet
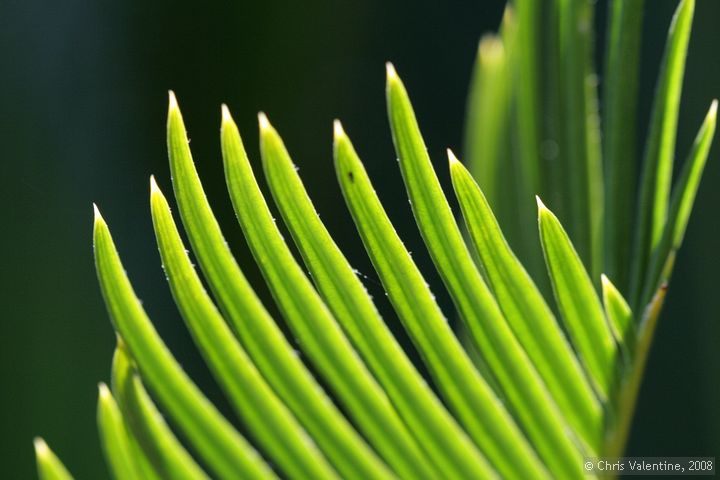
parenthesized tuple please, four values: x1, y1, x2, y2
(602, 0, 645, 290)
(334, 123, 549, 480)
(166, 96, 393, 480)
(601, 274, 636, 354)
(642, 101, 717, 305)
(537, 198, 618, 397)
(386, 66, 585, 477)
(93, 207, 275, 480)
(631, 0, 695, 307)
(150, 178, 340, 480)
(34, 439, 74, 480)
(260, 117, 489, 479)
(464, 33, 511, 214)
(221, 107, 430, 479)
(450, 156, 602, 451)
(111, 341, 209, 480)
(97, 383, 158, 480)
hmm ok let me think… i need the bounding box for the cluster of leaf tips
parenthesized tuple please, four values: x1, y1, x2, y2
(35, 0, 715, 479)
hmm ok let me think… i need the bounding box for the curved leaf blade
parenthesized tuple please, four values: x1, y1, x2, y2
(166, 95, 393, 480)
(93, 207, 275, 480)
(221, 108, 431, 479)
(450, 156, 603, 451)
(260, 118, 488, 479)
(642, 100, 717, 304)
(602, 0, 645, 290)
(386, 66, 587, 476)
(150, 178, 340, 480)
(631, 0, 695, 306)
(537, 198, 618, 397)
(334, 123, 552, 480)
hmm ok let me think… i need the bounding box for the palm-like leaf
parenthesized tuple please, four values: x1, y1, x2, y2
(36, 0, 715, 478)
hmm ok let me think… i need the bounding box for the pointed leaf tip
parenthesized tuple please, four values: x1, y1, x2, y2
(601, 273, 610, 288)
(150, 175, 160, 195)
(34, 437, 49, 457)
(168, 90, 178, 111)
(258, 112, 270, 131)
(98, 382, 111, 400)
(221, 104, 232, 123)
(710, 99, 718, 120)
(385, 62, 398, 82)
(333, 119, 345, 140)
(446, 148, 460, 167)
(536, 195, 547, 213)
(93, 203, 103, 223)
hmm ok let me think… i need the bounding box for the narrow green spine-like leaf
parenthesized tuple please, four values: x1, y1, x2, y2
(97, 383, 156, 480)
(642, 100, 717, 304)
(111, 341, 210, 480)
(150, 178, 340, 480)
(603, 0, 645, 290)
(386, 65, 585, 476)
(34, 438, 74, 480)
(450, 156, 602, 451)
(93, 207, 275, 480)
(335, 123, 550, 480)
(222, 108, 431, 479)
(631, 0, 695, 307)
(260, 117, 490, 479)
(166, 95, 394, 480)
(537, 198, 618, 397)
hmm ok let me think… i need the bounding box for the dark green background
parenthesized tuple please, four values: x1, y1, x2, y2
(1, 1, 717, 478)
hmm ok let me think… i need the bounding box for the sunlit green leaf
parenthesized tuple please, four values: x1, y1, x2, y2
(222, 107, 432, 479)
(537, 197, 618, 397)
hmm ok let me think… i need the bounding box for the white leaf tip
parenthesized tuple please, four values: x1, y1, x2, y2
(535, 195, 547, 211)
(709, 99, 718, 120)
(221, 104, 232, 123)
(150, 175, 160, 195)
(93, 203, 103, 223)
(33, 437, 49, 457)
(258, 111, 270, 131)
(333, 119, 346, 139)
(168, 90, 178, 110)
(447, 148, 460, 166)
(385, 62, 398, 81)
(98, 382, 111, 399)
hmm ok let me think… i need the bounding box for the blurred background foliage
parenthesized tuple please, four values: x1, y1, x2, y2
(0, 1, 717, 478)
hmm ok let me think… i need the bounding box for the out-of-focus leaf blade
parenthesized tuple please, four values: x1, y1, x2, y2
(222, 108, 430, 479)
(603, 0, 645, 290)
(334, 123, 550, 480)
(537, 198, 618, 397)
(166, 96, 389, 480)
(93, 207, 275, 480)
(642, 101, 716, 304)
(150, 178, 340, 480)
(557, 0, 604, 280)
(34, 438, 74, 480)
(630, 0, 695, 306)
(111, 340, 210, 480)
(260, 118, 486, 478)
(450, 157, 603, 451)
